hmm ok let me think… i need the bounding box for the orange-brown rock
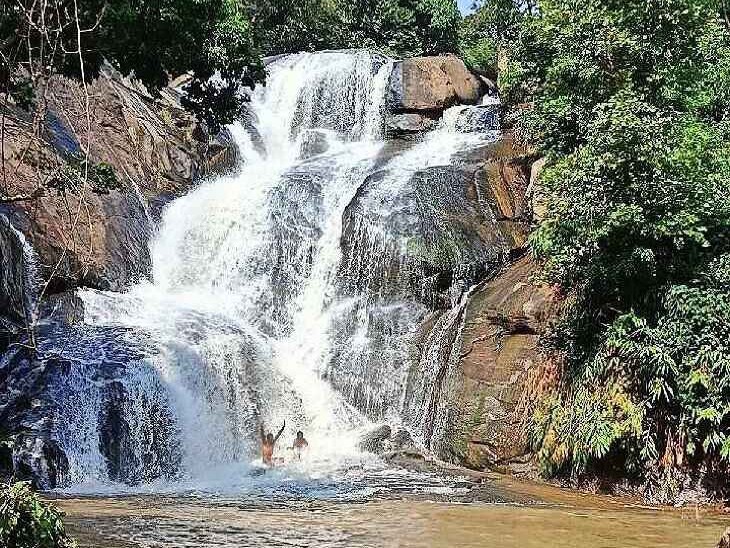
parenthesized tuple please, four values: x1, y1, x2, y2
(390, 55, 483, 112)
(441, 254, 558, 470)
(470, 133, 533, 251)
(0, 69, 232, 294)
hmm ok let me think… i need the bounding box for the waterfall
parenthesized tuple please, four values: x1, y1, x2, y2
(0, 215, 39, 340)
(44, 51, 502, 488)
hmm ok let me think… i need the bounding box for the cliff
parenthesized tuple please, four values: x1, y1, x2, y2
(0, 68, 235, 344)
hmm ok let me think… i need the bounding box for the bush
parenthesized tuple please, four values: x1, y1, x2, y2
(0, 482, 76, 548)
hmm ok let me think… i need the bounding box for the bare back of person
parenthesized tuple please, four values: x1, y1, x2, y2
(259, 421, 285, 466)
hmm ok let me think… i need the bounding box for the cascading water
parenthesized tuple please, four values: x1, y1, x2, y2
(39, 50, 504, 492)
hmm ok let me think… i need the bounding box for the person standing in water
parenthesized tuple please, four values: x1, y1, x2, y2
(292, 430, 308, 460)
(260, 420, 285, 466)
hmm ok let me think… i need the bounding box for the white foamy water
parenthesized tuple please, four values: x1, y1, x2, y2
(49, 50, 500, 494)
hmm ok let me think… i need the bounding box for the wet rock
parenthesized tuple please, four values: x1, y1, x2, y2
(38, 291, 85, 326)
(478, 76, 498, 98)
(340, 163, 508, 306)
(11, 436, 69, 489)
(98, 380, 182, 485)
(359, 425, 392, 453)
(383, 449, 428, 464)
(389, 55, 482, 112)
(386, 113, 437, 137)
(240, 109, 266, 158)
(437, 255, 558, 469)
(0, 216, 31, 349)
(332, 133, 534, 424)
(390, 428, 416, 451)
(443, 105, 500, 133)
(99, 381, 137, 482)
(298, 129, 331, 159)
(0, 345, 70, 487)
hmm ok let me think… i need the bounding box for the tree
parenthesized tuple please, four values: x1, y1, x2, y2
(1, 0, 264, 132)
(252, 0, 461, 58)
(458, 0, 533, 75)
(499, 0, 730, 491)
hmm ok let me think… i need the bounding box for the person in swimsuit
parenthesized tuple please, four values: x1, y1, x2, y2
(292, 430, 308, 459)
(260, 420, 285, 466)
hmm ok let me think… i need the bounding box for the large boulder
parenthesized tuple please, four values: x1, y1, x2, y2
(389, 55, 483, 112)
(436, 255, 557, 469)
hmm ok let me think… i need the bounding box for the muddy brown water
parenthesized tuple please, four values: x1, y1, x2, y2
(51, 474, 730, 548)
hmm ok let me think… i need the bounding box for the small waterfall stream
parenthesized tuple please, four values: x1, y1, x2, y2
(30, 50, 504, 491)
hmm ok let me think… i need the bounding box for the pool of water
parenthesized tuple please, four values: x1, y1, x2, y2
(56, 494, 728, 548)
(51, 465, 729, 548)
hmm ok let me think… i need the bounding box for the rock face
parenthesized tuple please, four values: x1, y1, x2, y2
(389, 55, 483, 112)
(438, 255, 557, 470)
(0, 346, 70, 488)
(0, 68, 234, 300)
(385, 113, 437, 137)
(468, 134, 534, 253)
(358, 424, 419, 455)
(0, 217, 32, 347)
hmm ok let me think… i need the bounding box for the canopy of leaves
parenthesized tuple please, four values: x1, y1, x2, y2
(2, 0, 264, 131)
(458, 0, 533, 74)
(495, 0, 730, 488)
(252, 0, 461, 58)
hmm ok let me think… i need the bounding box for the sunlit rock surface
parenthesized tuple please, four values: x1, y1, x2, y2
(0, 68, 235, 295)
(389, 55, 483, 112)
(439, 255, 557, 470)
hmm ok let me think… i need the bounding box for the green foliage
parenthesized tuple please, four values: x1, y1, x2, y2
(0, 482, 75, 548)
(459, 0, 527, 74)
(48, 154, 122, 197)
(253, 0, 461, 58)
(2, 0, 264, 131)
(458, 16, 498, 74)
(500, 0, 730, 481)
(532, 384, 644, 476)
(251, 0, 341, 55)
